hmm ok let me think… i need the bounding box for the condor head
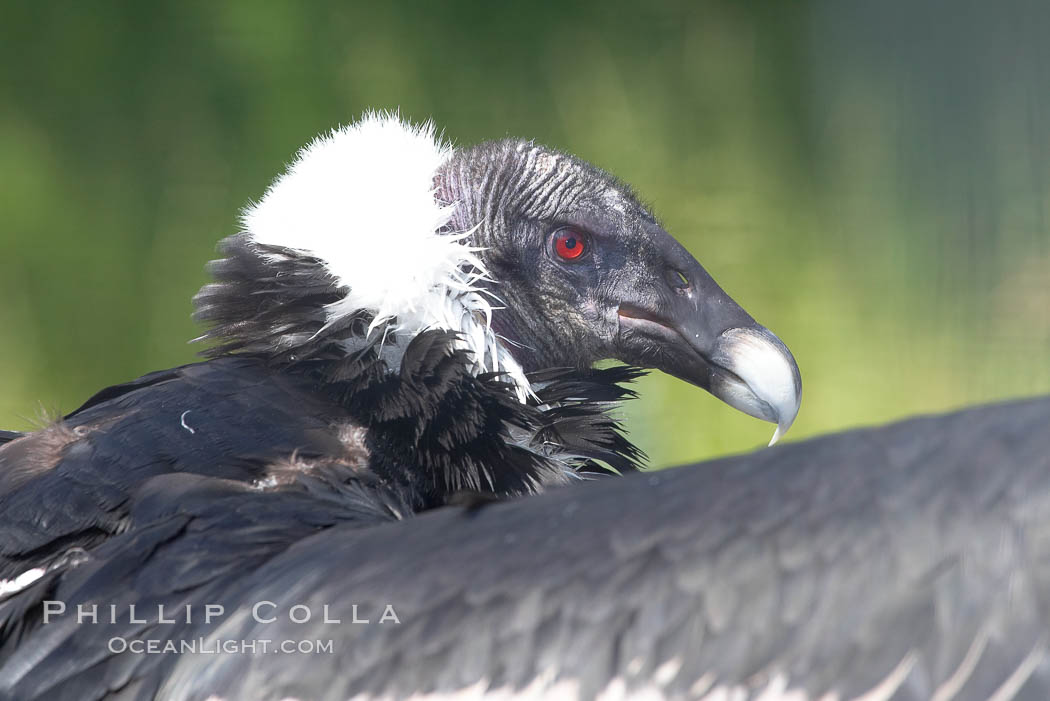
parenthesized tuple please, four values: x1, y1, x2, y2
(438, 140, 802, 445)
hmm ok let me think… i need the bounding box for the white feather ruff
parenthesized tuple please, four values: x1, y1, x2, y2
(242, 113, 531, 400)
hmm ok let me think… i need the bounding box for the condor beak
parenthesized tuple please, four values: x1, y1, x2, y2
(616, 236, 801, 446)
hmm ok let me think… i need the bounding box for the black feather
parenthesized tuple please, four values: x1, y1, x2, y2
(0, 328, 643, 582)
(2, 398, 1048, 700)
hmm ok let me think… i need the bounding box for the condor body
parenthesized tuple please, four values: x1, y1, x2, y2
(0, 114, 808, 699)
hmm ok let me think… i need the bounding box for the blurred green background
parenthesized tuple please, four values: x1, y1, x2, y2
(1, 1, 1048, 468)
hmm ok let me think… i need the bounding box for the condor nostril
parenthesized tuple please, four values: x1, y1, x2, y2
(666, 268, 691, 293)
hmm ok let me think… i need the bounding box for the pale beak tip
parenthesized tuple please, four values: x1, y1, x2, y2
(768, 427, 782, 447)
(767, 393, 800, 447)
(709, 326, 801, 448)
(768, 416, 794, 447)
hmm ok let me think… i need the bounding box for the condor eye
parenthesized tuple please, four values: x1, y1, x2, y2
(552, 228, 588, 261)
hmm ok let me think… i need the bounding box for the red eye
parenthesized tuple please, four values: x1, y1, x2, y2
(553, 229, 587, 260)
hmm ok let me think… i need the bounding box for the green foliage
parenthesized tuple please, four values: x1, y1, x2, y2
(2, 0, 1048, 466)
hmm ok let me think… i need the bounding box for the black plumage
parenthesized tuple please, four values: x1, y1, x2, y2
(0, 328, 643, 582)
(2, 398, 1048, 700)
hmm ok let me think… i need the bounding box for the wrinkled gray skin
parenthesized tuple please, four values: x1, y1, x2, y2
(437, 139, 802, 442)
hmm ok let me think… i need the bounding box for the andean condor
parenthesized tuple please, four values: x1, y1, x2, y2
(0, 114, 801, 696)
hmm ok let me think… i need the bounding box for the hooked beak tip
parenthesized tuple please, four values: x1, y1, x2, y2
(708, 326, 802, 446)
(768, 422, 788, 447)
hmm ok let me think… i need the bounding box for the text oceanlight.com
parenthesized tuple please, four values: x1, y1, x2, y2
(107, 637, 335, 655)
